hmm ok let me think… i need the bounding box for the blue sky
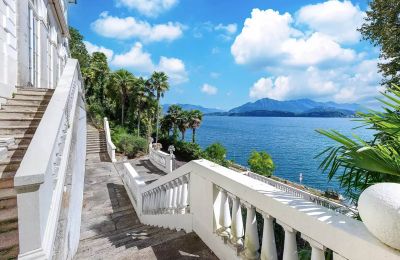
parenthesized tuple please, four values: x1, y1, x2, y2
(69, 0, 380, 110)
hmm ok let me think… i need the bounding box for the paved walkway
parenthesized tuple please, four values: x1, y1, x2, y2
(74, 142, 216, 259)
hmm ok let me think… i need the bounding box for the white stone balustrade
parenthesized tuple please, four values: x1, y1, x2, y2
(148, 143, 174, 174)
(121, 159, 400, 260)
(103, 117, 116, 162)
(14, 59, 86, 259)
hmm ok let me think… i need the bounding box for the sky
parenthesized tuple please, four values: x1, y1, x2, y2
(68, 0, 381, 110)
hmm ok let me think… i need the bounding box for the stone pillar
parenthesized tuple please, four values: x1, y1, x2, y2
(302, 235, 325, 260)
(242, 204, 260, 259)
(261, 213, 277, 260)
(216, 188, 231, 238)
(230, 196, 244, 247)
(180, 176, 189, 213)
(278, 221, 298, 260)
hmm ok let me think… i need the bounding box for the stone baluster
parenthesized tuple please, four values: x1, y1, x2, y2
(217, 188, 231, 239)
(167, 183, 174, 213)
(261, 213, 277, 260)
(177, 178, 183, 210)
(230, 196, 244, 247)
(143, 193, 148, 214)
(277, 221, 298, 260)
(301, 235, 325, 260)
(155, 188, 161, 214)
(159, 186, 166, 214)
(180, 175, 189, 213)
(149, 191, 154, 214)
(242, 204, 260, 259)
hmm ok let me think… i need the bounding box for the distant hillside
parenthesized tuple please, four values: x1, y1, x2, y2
(229, 98, 361, 114)
(162, 104, 225, 114)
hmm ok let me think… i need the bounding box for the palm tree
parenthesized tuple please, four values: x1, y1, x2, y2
(188, 110, 203, 143)
(111, 69, 136, 125)
(317, 84, 400, 201)
(178, 110, 190, 140)
(146, 72, 169, 143)
(134, 77, 148, 137)
(160, 114, 173, 137)
(167, 105, 183, 140)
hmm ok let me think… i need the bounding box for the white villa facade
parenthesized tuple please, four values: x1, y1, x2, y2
(1, 0, 400, 259)
(0, 0, 70, 100)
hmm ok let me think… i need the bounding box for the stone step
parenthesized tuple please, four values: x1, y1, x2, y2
(15, 90, 53, 96)
(7, 98, 50, 106)
(0, 118, 41, 127)
(0, 196, 16, 209)
(0, 218, 18, 233)
(0, 126, 37, 135)
(0, 188, 16, 201)
(0, 205, 17, 223)
(1, 104, 47, 112)
(13, 93, 52, 100)
(0, 162, 21, 174)
(0, 177, 14, 189)
(16, 87, 54, 93)
(7, 146, 28, 158)
(0, 229, 18, 251)
(0, 110, 45, 119)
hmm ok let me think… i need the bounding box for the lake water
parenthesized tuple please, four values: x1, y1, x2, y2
(185, 116, 372, 192)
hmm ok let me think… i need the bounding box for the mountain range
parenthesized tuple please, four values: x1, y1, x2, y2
(162, 104, 224, 114)
(163, 98, 362, 118)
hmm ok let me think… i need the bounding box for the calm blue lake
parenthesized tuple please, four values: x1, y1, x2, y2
(185, 116, 372, 192)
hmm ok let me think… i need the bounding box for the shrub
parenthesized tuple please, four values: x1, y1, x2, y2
(248, 151, 275, 176)
(174, 141, 203, 161)
(202, 142, 232, 167)
(115, 132, 147, 158)
(111, 126, 129, 146)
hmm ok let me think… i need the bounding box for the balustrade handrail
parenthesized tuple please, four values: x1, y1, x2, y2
(103, 117, 116, 162)
(129, 159, 400, 260)
(15, 59, 81, 188)
(148, 144, 172, 173)
(246, 171, 357, 215)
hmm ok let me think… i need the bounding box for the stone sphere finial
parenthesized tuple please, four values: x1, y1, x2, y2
(358, 183, 400, 250)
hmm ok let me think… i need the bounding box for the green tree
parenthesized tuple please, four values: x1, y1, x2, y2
(188, 110, 203, 143)
(86, 52, 110, 105)
(167, 105, 183, 140)
(69, 26, 90, 70)
(248, 151, 275, 177)
(178, 110, 190, 140)
(317, 85, 400, 201)
(110, 69, 136, 125)
(146, 72, 170, 143)
(203, 143, 227, 162)
(133, 77, 149, 137)
(359, 0, 400, 88)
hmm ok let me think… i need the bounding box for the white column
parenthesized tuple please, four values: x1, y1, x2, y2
(230, 196, 244, 247)
(176, 179, 183, 210)
(216, 188, 232, 238)
(242, 204, 260, 259)
(172, 180, 179, 212)
(261, 213, 277, 260)
(167, 183, 174, 213)
(160, 186, 166, 213)
(278, 221, 298, 260)
(155, 188, 161, 214)
(180, 175, 189, 213)
(301, 234, 326, 260)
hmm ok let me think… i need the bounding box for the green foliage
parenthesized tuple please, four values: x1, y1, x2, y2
(69, 27, 90, 70)
(359, 0, 400, 88)
(203, 143, 231, 166)
(174, 141, 203, 161)
(248, 151, 275, 177)
(316, 85, 400, 201)
(188, 110, 203, 143)
(112, 127, 147, 157)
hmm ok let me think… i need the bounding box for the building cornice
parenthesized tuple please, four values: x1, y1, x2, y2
(50, 0, 70, 38)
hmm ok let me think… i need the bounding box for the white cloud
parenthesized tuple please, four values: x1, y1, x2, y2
(297, 0, 365, 44)
(92, 12, 183, 42)
(249, 60, 381, 103)
(111, 42, 155, 72)
(215, 23, 237, 40)
(116, 0, 178, 17)
(158, 57, 188, 84)
(201, 84, 218, 95)
(111, 42, 188, 85)
(83, 41, 114, 61)
(231, 8, 355, 67)
(210, 72, 220, 79)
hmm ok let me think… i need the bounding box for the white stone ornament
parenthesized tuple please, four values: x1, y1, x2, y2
(358, 183, 400, 250)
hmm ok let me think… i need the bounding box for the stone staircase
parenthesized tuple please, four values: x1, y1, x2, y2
(0, 87, 54, 259)
(86, 125, 107, 155)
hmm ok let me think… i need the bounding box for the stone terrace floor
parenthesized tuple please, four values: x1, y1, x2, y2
(74, 152, 217, 260)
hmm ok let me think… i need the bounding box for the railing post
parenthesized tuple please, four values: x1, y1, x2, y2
(278, 221, 298, 260)
(172, 180, 179, 213)
(230, 196, 244, 247)
(216, 188, 232, 239)
(180, 175, 189, 213)
(261, 213, 278, 260)
(242, 204, 260, 259)
(160, 186, 166, 214)
(301, 235, 325, 260)
(167, 183, 174, 213)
